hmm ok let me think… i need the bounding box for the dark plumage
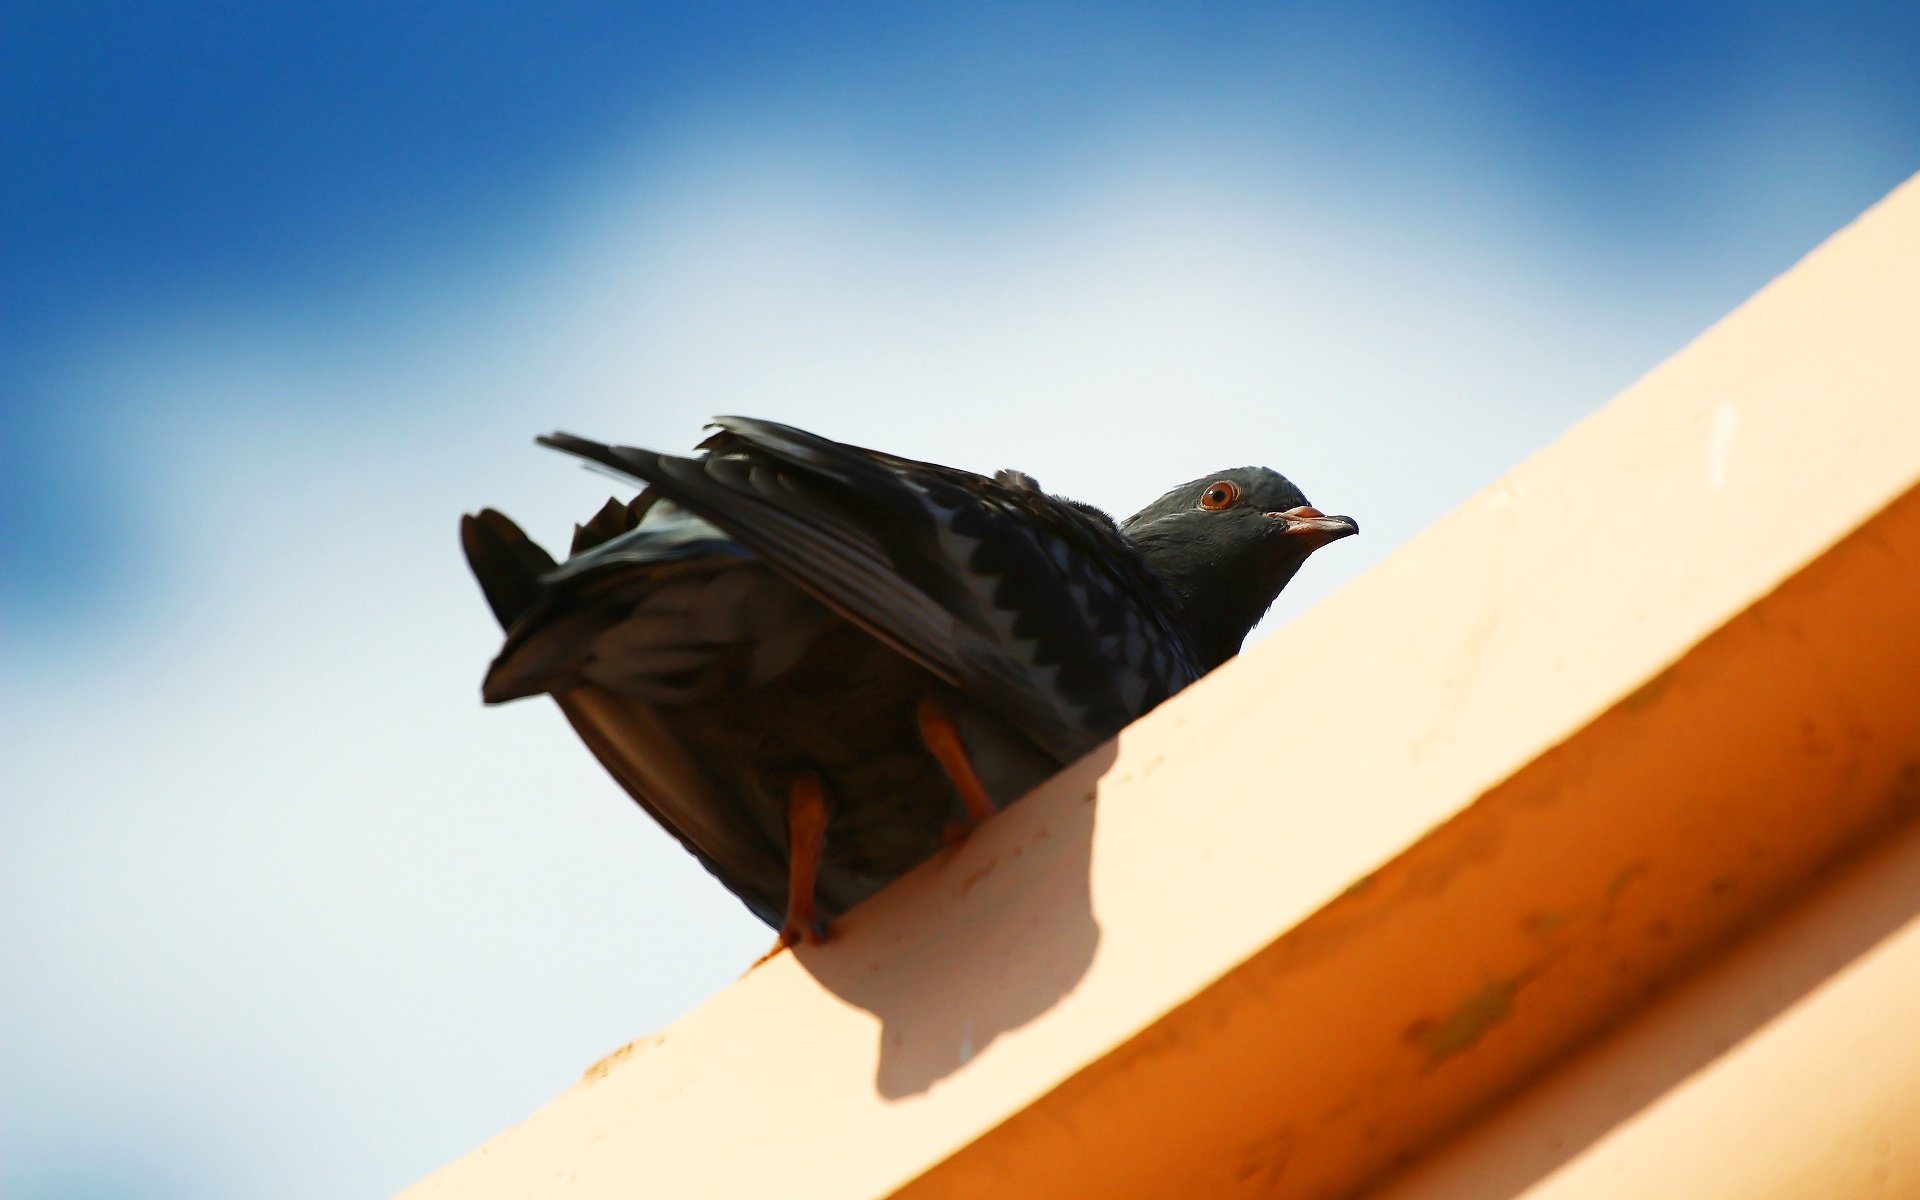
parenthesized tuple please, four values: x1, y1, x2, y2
(461, 417, 1355, 941)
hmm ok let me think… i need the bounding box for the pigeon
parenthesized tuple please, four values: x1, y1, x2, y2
(461, 417, 1355, 944)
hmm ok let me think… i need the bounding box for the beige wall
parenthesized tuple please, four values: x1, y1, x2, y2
(403, 173, 1920, 1200)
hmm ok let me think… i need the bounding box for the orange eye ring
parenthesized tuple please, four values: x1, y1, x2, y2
(1198, 480, 1240, 511)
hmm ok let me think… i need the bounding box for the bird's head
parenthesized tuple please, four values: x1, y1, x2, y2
(1122, 467, 1358, 671)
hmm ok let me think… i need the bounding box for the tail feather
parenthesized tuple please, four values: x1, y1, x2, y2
(481, 603, 619, 704)
(571, 494, 654, 555)
(459, 509, 556, 631)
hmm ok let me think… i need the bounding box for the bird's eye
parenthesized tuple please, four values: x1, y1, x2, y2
(1198, 480, 1240, 511)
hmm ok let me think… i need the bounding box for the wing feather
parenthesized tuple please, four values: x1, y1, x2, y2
(460, 506, 788, 930)
(537, 420, 1200, 763)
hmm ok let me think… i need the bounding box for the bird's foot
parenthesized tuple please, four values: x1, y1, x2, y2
(777, 773, 831, 951)
(917, 698, 998, 847)
(750, 915, 828, 970)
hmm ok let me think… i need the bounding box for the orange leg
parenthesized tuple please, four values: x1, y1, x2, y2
(916, 697, 998, 844)
(779, 774, 831, 948)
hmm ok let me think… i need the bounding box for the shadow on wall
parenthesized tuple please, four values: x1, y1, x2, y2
(794, 742, 1114, 1098)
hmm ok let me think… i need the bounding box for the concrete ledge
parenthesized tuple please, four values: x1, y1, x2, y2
(1371, 817, 1920, 1200)
(403, 173, 1920, 1200)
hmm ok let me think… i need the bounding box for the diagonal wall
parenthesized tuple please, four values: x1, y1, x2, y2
(402, 172, 1920, 1200)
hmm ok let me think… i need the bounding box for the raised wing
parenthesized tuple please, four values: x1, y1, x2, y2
(536, 418, 1200, 764)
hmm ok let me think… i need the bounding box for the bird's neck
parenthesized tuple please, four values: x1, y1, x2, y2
(1150, 550, 1300, 674)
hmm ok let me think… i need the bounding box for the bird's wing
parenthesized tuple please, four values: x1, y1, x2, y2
(537, 418, 1200, 763)
(554, 688, 786, 929)
(460, 507, 788, 929)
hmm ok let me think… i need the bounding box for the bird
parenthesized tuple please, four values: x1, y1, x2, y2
(461, 417, 1356, 946)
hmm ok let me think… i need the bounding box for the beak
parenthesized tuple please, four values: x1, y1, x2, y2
(1267, 505, 1360, 550)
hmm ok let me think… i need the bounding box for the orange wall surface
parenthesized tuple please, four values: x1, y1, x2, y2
(403, 173, 1920, 1200)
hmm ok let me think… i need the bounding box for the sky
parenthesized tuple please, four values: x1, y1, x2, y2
(4, 5, 1918, 1198)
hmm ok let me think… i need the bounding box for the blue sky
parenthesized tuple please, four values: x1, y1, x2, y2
(5, 5, 1918, 1199)
(7, 3, 1918, 624)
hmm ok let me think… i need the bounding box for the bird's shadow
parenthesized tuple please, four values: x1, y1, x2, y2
(792, 743, 1113, 1099)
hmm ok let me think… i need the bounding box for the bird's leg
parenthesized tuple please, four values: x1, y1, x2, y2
(916, 697, 998, 845)
(779, 773, 831, 948)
